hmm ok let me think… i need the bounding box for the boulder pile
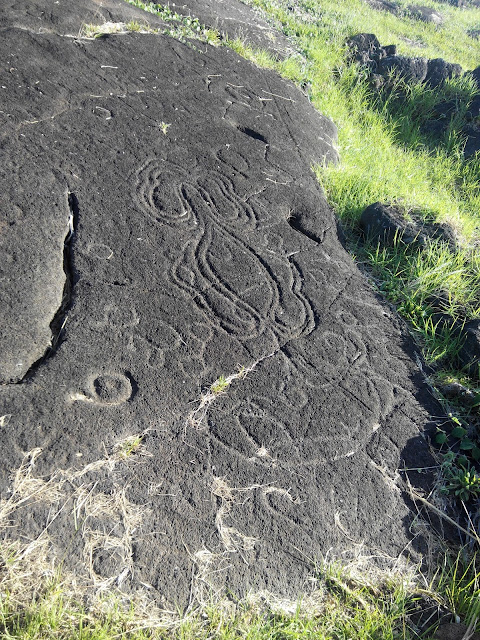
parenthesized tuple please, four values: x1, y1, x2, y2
(347, 33, 480, 156)
(360, 201, 480, 380)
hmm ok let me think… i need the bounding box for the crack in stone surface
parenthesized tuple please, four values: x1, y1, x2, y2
(0, 10, 442, 604)
(8, 190, 78, 385)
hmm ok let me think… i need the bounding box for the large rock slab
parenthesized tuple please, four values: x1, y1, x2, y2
(0, 0, 440, 608)
(168, 0, 296, 56)
(0, 0, 168, 33)
(0, 0, 294, 56)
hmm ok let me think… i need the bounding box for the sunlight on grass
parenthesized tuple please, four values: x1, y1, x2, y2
(0, 546, 478, 638)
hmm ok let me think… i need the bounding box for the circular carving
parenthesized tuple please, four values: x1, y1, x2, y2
(90, 373, 133, 405)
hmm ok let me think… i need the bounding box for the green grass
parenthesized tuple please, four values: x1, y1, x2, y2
(47, 0, 480, 636)
(0, 549, 479, 638)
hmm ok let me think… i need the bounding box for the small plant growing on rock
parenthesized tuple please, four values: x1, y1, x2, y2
(436, 414, 480, 461)
(438, 451, 480, 501)
(159, 121, 171, 135)
(442, 464, 480, 502)
(210, 375, 229, 395)
(114, 432, 147, 459)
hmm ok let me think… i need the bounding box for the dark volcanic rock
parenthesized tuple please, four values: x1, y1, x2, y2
(167, 0, 296, 56)
(408, 5, 444, 25)
(360, 202, 457, 248)
(434, 623, 480, 640)
(462, 123, 480, 157)
(365, 0, 400, 13)
(346, 33, 396, 71)
(467, 66, 480, 90)
(0, 0, 169, 33)
(347, 33, 462, 93)
(458, 320, 480, 378)
(466, 94, 480, 121)
(420, 100, 458, 139)
(377, 55, 429, 84)
(347, 32, 382, 55)
(438, 381, 477, 408)
(346, 33, 397, 86)
(436, 0, 470, 6)
(425, 59, 463, 88)
(346, 32, 382, 69)
(360, 202, 419, 244)
(0, 0, 441, 608)
(0, 0, 293, 57)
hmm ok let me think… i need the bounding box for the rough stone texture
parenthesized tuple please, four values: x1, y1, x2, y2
(364, 0, 400, 14)
(0, 0, 442, 608)
(463, 123, 480, 157)
(466, 94, 480, 121)
(467, 65, 480, 89)
(360, 203, 418, 244)
(347, 32, 382, 57)
(0, 0, 169, 33)
(168, 0, 296, 56)
(408, 5, 444, 25)
(0, 0, 294, 57)
(360, 202, 458, 249)
(458, 320, 480, 379)
(434, 623, 480, 640)
(436, 0, 469, 6)
(346, 34, 436, 86)
(347, 33, 478, 156)
(346, 33, 396, 71)
(437, 381, 477, 408)
(425, 59, 463, 88)
(420, 100, 458, 139)
(377, 55, 429, 84)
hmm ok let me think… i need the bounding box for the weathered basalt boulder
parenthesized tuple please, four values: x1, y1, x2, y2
(420, 100, 458, 139)
(466, 94, 480, 122)
(346, 33, 395, 71)
(377, 55, 429, 84)
(0, 0, 445, 609)
(346, 34, 460, 89)
(364, 0, 400, 13)
(467, 66, 480, 89)
(425, 59, 463, 88)
(437, 381, 478, 408)
(360, 202, 458, 249)
(462, 123, 480, 157)
(360, 202, 419, 244)
(458, 320, 480, 379)
(436, 0, 469, 6)
(346, 33, 480, 157)
(408, 5, 444, 25)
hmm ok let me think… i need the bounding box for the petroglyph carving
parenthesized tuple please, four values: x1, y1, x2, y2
(70, 372, 133, 405)
(134, 158, 315, 341)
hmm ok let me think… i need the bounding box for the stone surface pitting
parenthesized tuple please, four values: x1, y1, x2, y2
(0, 0, 440, 607)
